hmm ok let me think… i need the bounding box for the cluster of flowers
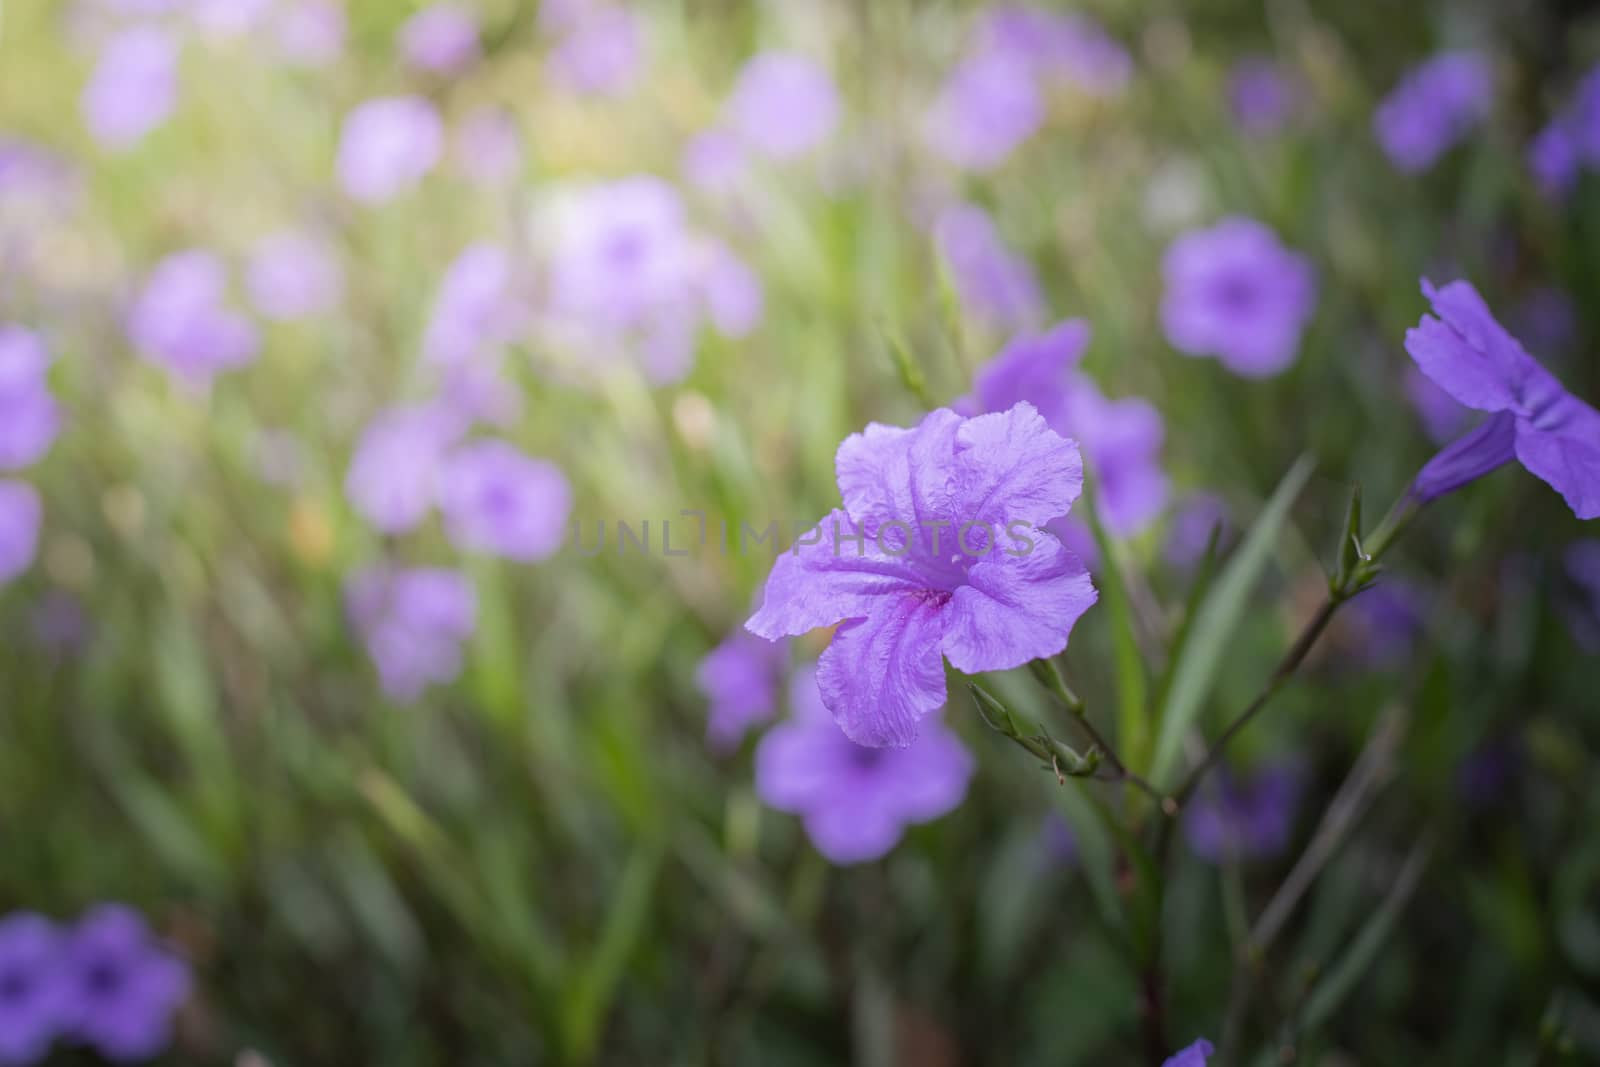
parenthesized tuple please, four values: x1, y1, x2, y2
(0, 905, 190, 1065)
(703, 273, 1598, 866)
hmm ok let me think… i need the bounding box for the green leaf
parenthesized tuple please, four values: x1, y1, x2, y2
(562, 841, 665, 1062)
(1150, 455, 1315, 788)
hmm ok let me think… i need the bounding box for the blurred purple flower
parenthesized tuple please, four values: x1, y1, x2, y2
(1564, 540, 1600, 651)
(128, 250, 259, 387)
(344, 404, 463, 533)
(274, 0, 345, 66)
(681, 129, 746, 193)
(437, 440, 571, 562)
(700, 243, 763, 339)
(1529, 122, 1579, 199)
(1404, 365, 1470, 445)
(1528, 66, 1600, 198)
(754, 665, 974, 864)
(545, 6, 643, 97)
(980, 6, 1131, 96)
(1164, 1039, 1216, 1067)
(967, 320, 1168, 536)
(1373, 51, 1492, 174)
(747, 404, 1097, 747)
(1514, 286, 1577, 358)
(190, 0, 275, 41)
(247, 231, 343, 321)
(1038, 813, 1078, 867)
(399, 3, 481, 75)
(696, 630, 786, 752)
(345, 566, 477, 701)
(1044, 515, 1099, 573)
(344, 405, 459, 529)
(922, 51, 1043, 171)
(424, 244, 525, 367)
(933, 203, 1045, 333)
(536, 176, 709, 383)
(1161, 217, 1316, 377)
(453, 107, 523, 186)
(0, 913, 64, 1065)
(82, 27, 179, 151)
(1229, 57, 1294, 136)
(0, 481, 41, 585)
(1405, 279, 1600, 518)
(1165, 492, 1231, 569)
(336, 96, 443, 204)
(57, 905, 190, 1062)
(1184, 763, 1300, 863)
(0, 328, 60, 472)
(1346, 579, 1427, 668)
(725, 52, 840, 161)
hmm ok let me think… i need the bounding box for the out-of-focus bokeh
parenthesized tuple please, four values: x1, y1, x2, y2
(1, 0, 1598, 1063)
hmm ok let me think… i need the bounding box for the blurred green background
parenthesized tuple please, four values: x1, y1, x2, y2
(2, 0, 1599, 1063)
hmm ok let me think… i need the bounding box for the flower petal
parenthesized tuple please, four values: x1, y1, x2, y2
(1410, 411, 1517, 503)
(817, 594, 949, 747)
(942, 532, 1097, 673)
(1405, 279, 1532, 413)
(754, 720, 844, 813)
(835, 409, 962, 539)
(952, 402, 1083, 531)
(746, 509, 934, 639)
(1515, 418, 1600, 520)
(887, 723, 975, 822)
(801, 802, 906, 865)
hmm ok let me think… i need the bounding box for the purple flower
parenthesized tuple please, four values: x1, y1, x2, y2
(1405, 279, 1600, 518)
(922, 51, 1043, 171)
(747, 403, 1097, 747)
(0, 481, 42, 585)
(681, 129, 746, 193)
(0, 328, 60, 472)
(933, 203, 1045, 333)
(1184, 763, 1300, 863)
(700, 243, 763, 339)
(545, 6, 643, 97)
(724, 52, 840, 161)
(346, 566, 476, 701)
(436, 440, 571, 562)
(967, 320, 1167, 536)
(1163, 1038, 1216, 1067)
(1164, 492, 1231, 569)
(57, 905, 190, 1062)
(980, 6, 1131, 96)
(399, 3, 481, 74)
(0, 913, 65, 1065)
(1346, 579, 1426, 669)
(1229, 57, 1294, 136)
(127, 251, 259, 387)
(344, 404, 463, 534)
(696, 630, 786, 752)
(1529, 121, 1579, 199)
(1161, 217, 1316, 377)
(754, 666, 974, 864)
(336, 96, 443, 204)
(453, 107, 523, 186)
(1564, 540, 1600, 651)
(82, 27, 179, 152)
(274, 0, 345, 66)
(1404, 365, 1469, 445)
(32, 589, 91, 658)
(1373, 51, 1492, 174)
(246, 231, 343, 321)
(424, 244, 525, 367)
(535, 177, 708, 383)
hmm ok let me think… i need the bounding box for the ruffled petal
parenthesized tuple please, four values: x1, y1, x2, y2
(746, 509, 934, 639)
(816, 594, 950, 747)
(1515, 418, 1600, 520)
(951, 402, 1083, 532)
(942, 532, 1097, 673)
